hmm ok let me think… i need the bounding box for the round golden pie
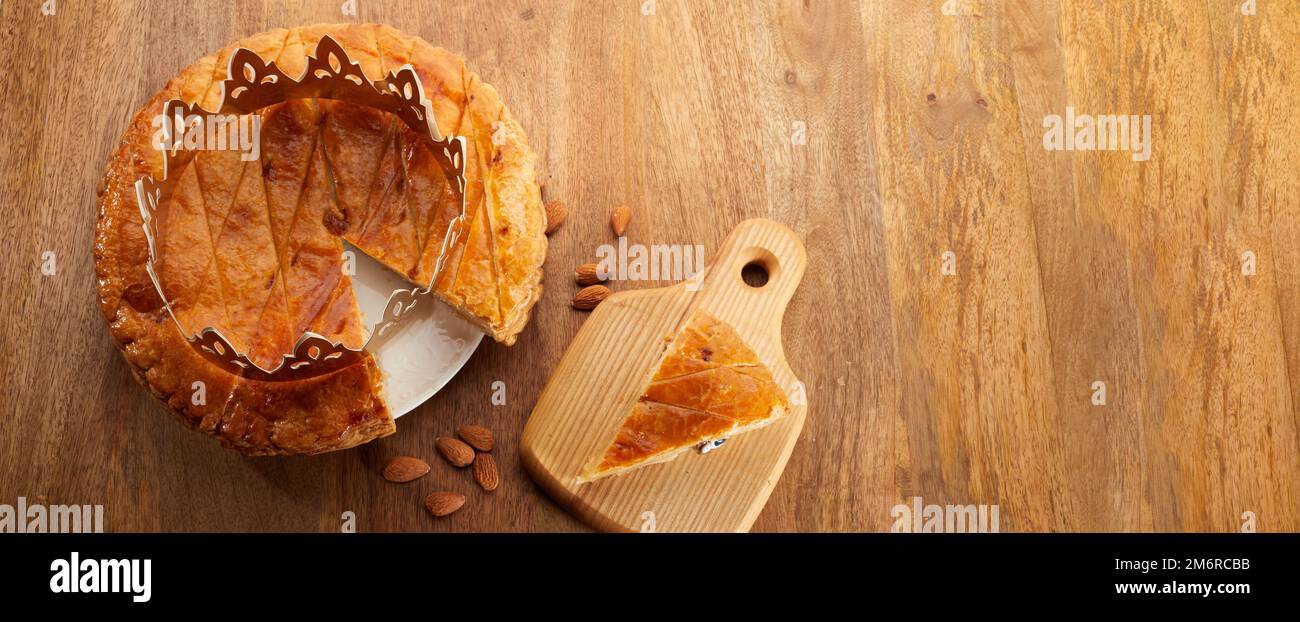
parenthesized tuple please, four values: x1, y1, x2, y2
(94, 24, 546, 455)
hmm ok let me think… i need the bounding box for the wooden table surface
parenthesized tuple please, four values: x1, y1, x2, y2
(2, 0, 1297, 532)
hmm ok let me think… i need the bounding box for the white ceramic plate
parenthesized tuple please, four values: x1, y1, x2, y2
(347, 244, 483, 419)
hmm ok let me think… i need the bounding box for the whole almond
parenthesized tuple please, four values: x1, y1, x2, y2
(573, 284, 611, 310)
(435, 436, 475, 467)
(473, 454, 501, 492)
(457, 425, 495, 452)
(424, 491, 466, 517)
(610, 204, 631, 236)
(545, 200, 567, 234)
(575, 262, 607, 286)
(381, 456, 430, 483)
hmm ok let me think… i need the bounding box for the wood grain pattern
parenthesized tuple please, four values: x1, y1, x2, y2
(522, 219, 807, 532)
(0, 0, 1297, 532)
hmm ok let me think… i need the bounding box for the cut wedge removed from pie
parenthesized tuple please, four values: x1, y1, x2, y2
(94, 24, 546, 455)
(579, 310, 790, 483)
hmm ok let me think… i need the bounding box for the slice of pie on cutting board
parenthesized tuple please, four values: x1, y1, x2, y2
(579, 310, 790, 483)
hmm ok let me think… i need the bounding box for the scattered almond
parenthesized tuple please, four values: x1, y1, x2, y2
(424, 491, 466, 517)
(610, 204, 631, 236)
(573, 284, 611, 310)
(545, 200, 567, 234)
(575, 262, 606, 286)
(381, 456, 430, 483)
(457, 425, 495, 452)
(473, 454, 500, 492)
(435, 436, 475, 467)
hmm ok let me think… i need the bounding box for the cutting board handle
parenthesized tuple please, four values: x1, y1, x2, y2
(692, 218, 807, 331)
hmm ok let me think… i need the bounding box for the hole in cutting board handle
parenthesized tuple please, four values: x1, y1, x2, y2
(742, 262, 769, 288)
(737, 247, 779, 288)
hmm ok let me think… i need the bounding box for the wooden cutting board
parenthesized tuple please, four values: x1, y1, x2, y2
(521, 219, 807, 532)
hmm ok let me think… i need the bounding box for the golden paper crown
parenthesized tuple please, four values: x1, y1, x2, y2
(135, 35, 468, 381)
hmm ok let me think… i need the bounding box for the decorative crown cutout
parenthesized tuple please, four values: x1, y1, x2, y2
(135, 35, 469, 381)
